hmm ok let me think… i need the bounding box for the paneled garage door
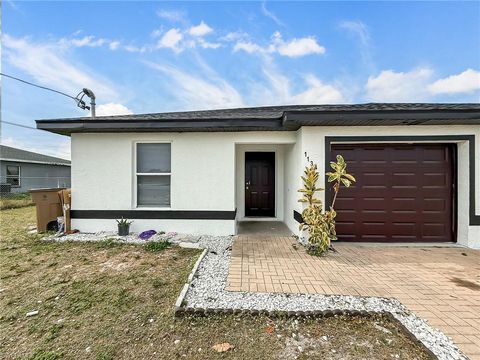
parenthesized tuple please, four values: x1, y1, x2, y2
(331, 143, 455, 242)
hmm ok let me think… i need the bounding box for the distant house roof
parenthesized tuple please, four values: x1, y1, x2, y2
(36, 103, 480, 135)
(0, 145, 71, 166)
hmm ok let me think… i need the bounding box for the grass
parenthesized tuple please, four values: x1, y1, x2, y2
(0, 193, 34, 210)
(0, 206, 433, 360)
(144, 240, 171, 252)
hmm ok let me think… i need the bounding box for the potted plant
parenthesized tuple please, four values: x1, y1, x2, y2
(116, 217, 133, 236)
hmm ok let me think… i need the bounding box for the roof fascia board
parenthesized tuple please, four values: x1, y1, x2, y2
(0, 158, 71, 166)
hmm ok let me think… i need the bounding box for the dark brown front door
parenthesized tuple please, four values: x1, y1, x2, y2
(245, 152, 275, 217)
(331, 144, 455, 242)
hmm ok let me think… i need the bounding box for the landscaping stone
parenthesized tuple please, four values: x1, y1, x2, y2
(43, 231, 203, 244)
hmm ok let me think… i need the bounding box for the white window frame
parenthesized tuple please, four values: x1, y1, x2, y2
(133, 141, 172, 209)
(6, 165, 21, 188)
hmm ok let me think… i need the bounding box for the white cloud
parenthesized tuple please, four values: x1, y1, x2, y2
(145, 61, 244, 109)
(233, 41, 265, 54)
(151, 29, 163, 38)
(124, 44, 148, 53)
(234, 32, 325, 58)
(339, 20, 370, 46)
(428, 69, 480, 94)
(365, 68, 433, 102)
(70, 36, 106, 47)
(254, 61, 346, 105)
(292, 75, 345, 104)
(156, 9, 186, 23)
(197, 38, 221, 49)
(273, 33, 325, 57)
(220, 31, 249, 42)
(3, 34, 119, 100)
(260, 1, 285, 27)
(156, 28, 183, 53)
(96, 103, 133, 116)
(109, 41, 120, 50)
(188, 21, 213, 37)
(58, 35, 122, 51)
(339, 20, 375, 71)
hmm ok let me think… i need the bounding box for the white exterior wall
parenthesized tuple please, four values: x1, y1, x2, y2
(283, 133, 303, 234)
(71, 131, 296, 235)
(299, 125, 480, 248)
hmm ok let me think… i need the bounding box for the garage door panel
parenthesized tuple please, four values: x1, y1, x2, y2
(423, 223, 447, 237)
(361, 210, 388, 222)
(331, 143, 454, 242)
(390, 212, 418, 222)
(422, 198, 446, 211)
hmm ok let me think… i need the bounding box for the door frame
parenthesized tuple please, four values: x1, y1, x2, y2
(325, 136, 459, 243)
(243, 150, 277, 219)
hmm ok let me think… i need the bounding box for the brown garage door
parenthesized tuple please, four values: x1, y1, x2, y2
(331, 143, 455, 242)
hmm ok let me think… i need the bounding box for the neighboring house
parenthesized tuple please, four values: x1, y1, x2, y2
(0, 145, 71, 193)
(36, 103, 480, 248)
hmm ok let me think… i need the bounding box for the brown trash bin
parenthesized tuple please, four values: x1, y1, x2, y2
(30, 188, 66, 232)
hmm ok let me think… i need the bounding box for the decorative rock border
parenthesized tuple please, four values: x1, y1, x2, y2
(174, 235, 468, 360)
(175, 249, 207, 308)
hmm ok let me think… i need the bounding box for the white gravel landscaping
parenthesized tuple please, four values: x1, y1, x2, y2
(42, 231, 202, 245)
(184, 235, 468, 360)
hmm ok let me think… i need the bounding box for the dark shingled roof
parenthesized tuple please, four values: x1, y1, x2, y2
(36, 103, 480, 135)
(0, 145, 71, 165)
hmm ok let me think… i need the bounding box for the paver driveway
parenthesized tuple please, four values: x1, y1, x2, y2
(227, 235, 480, 359)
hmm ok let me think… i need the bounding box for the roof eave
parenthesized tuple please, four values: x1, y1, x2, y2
(36, 118, 285, 135)
(283, 109, 480, 126)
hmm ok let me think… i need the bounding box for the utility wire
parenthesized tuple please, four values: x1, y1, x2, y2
(1, 120, 38, 130)
(0, 72, 77, 100)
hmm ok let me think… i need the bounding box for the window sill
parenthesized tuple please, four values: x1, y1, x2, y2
(135, 207, 172, 210)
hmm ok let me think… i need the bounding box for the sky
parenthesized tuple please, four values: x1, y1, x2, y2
(2, 1, 480, 160)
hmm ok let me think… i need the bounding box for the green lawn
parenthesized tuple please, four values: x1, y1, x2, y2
(0, 207, 432, 360)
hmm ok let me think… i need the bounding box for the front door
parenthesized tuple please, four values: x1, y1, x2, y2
(245, 152, 275, 217)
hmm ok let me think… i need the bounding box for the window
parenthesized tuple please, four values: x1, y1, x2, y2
(6, 165, 20, 187)
(136, 143, 171, 207)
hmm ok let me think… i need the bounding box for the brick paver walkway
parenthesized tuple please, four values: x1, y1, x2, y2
(227, 235, 480, 359)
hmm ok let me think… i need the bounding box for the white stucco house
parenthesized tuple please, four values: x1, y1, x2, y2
(36, 103, 480, 248)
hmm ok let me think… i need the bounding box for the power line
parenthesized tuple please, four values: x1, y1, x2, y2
(1, 72, 94, 113)
(0, 72, 77, 101)
(1, 120, 38, 130)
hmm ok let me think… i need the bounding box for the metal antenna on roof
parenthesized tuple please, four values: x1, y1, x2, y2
(75, 89, 96, 118)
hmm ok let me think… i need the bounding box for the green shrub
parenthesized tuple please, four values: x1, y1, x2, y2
(144, 240, 170, 252)
(298, 155, 355, 256)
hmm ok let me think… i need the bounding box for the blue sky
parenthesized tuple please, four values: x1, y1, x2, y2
(2, 1, 480, 159)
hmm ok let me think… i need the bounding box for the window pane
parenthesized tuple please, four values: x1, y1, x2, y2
(7, 166, 19, 176)
(137, 175, 170, 206)
(6, 177, 20, 187)
(137, 143, 171, 173)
